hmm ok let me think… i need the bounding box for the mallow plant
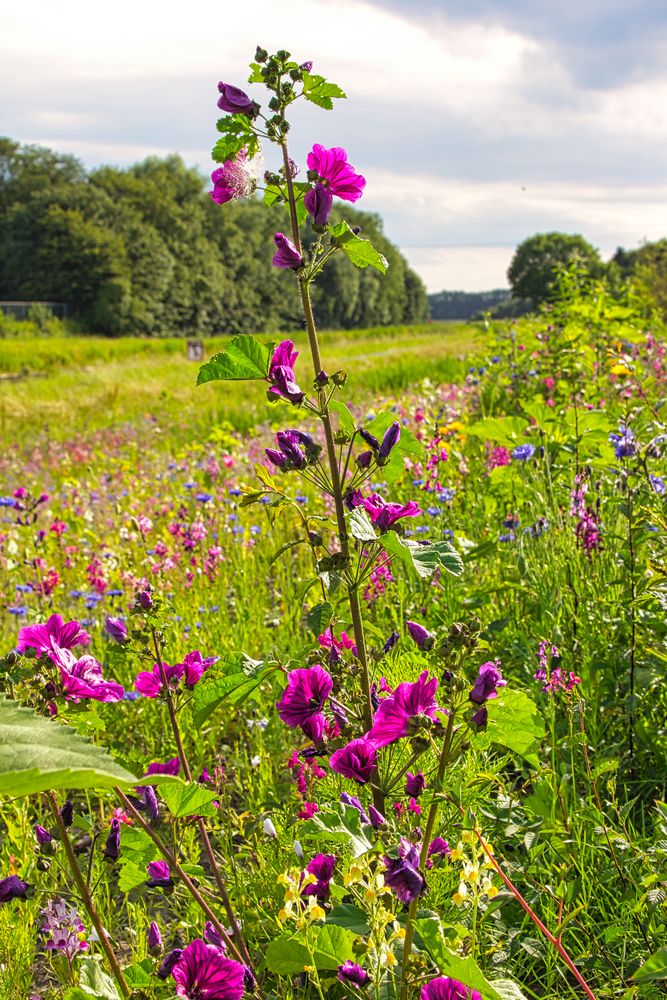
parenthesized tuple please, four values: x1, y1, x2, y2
(0, 47, 602, 1000)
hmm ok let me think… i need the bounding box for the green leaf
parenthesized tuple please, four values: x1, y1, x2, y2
(161, 781, 219, 818)
(123, 959, 153, 988)
(490, 981, 530, 1000)
(381, 534, 464, 579)
(265, 182, 309, 225)
(366, 412, 424, 461)
(77, 957, 121, 999)
(302, 72, 347, 110)
(466, 416, 529, 447)
(0, 696, 138, 797)
(329, 400, 356, 436)
(197, 335, 272, 385)
(328, 221, 389, 274)
(117, 860, 148, 893)
(307, 602, 333, 636)
(328, 903, 370, 935)
(479, 689, 545, 768)
(414, 918, 503, 1000)
(192, 654, 277, 727)
(213, 114, 259, 160)
(301, 803, 372, 858)
(265, 924, 357, 974)
(348, 506, 377, 542)
(632, 947, 667, 983)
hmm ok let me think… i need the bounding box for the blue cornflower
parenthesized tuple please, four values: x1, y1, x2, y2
(228, 488, 242, 496)
(8, 606, 27, 615)
(499, 532, 515, 543)
(15, 584, 33, 593)
(0, 497, 16, 507)
(649, 474, 666, 495)
(196, 493, 213, 502)
(426, 506, 440, 516)
(438, 488, 456, 503)
(512, 443, 536, 461)
(609, 425, 636, 459)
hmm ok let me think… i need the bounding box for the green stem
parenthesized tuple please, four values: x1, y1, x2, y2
(47, 792, 131, 999)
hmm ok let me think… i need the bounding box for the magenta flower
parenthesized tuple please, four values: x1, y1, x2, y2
(304, 184, 334, 225)
(135, 661, 184, 698)
(147, 921, 163, 955)
(302, 853, 335, 901)
(0, 875, 30, 903)
(17, 614, 91, 655)
(172, 939, 245, 1000)
(49, 646, 124, 703)
(367, 671, 439, 747)
(427, 837, 451, 860)
(307, 144, 366, 202)
(405, 772, 425, 797)
(276, 665, 333, 730)
(210, 155, 253, 205)
(105, 617, 127, 643)
(146, 861, 174, 889)
(383, 839, 425, 904)
(337, 961, 370, 987)
(145, 757, 182, 777)
(469, 661, 506, 704)
(406, 620, 434, 650)
(329, 738, 378, 784)
(357, 493, 422, 532)
(421, 977, 482, 1000)
(181, 650, 218, 687)
(268, 340, 304, 404)
(217, 81, 257, 117)
(272, 232, 304, 270)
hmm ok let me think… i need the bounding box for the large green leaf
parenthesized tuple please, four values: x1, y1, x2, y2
(197, 335, 272, 385)
(265, 924, 357, 974)
(478, 689, 545, 768)
(192, 654, 277, 727)
(348, 506, 378, 541)
(328, 221, 388, 274)
(302, 72, 347, 109)
(0, 696, 139, 797)
(632, 947, 667, 983)
(414, 918, 504, 1000)
(161, 781, 219, 818)
(301, 803, 372, 858)
(466, 416, 529, 447)
(382, 533, 464, 579)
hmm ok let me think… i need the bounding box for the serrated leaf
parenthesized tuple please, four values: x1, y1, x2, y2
(302, 72, 347, 110)
(478, 689, 545, 768)
(123, 959, 153, 988)
(265, 924, 357, 974)
(348, 506, 377, 541)
(78, 957, 121, 999)
(490, 981, 530, 999)
(0, 696, 138, 797)
(307, 602, 333, 636)
(327, 903, 370, 935)
(328, 221, 388, 274)
(117, 860, 148, 893)
(301, 803, 372, 858)
(329, 400, 356, 436)
(197, 335, 272, 385)
(414, 918, 503, 1000)
(161, 781, 219, 818)
(192, 655, 277, 726)
(381, 534, 463, 579)
(255, 463, 280, 492)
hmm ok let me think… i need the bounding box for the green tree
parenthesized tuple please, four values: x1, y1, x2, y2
(508, 232, 602, 305)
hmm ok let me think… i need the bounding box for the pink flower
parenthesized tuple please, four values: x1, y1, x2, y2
(329, 738, 378, 784)
(367, 671, 439, 747)
(49, 645, 124, 703)
(276, 665, 333, 731)
(268, 340, 304, 404)
(210, 151, 253, 205)
(17, 614, 91, 655)
(307, 144, 366, 202)
(172, 938, 244, 999)
(355, 492, 422, 532)
(135, 662, 184, 698)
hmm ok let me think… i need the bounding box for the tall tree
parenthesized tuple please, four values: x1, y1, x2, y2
(508, 232, 602, 305)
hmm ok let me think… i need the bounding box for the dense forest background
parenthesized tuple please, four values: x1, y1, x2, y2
(0, 138, 429, 336)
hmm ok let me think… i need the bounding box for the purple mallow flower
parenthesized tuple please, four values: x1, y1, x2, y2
(469, 661, 506, 704)
(428, 837, 451, 860)
(383, 839, 425, 904)
(405, 772, 425, 798)
(210, 155, 253, 205)
(35, 825, 53, 847)
(145, 757, 182, 777)
(369, 805, 385, 828)
(307, 144, 366, 203)
(268, 340, 304, 404)
(171, 938, 245, 1000)
(17, 613, 91, 655)
(338, 960, 370, 987)
(49, 645, 124, 703)
(157, 948, 184, 979)
(406, 620, 434, 650)
(346, 491, 422, 532)
(302, 853, 335, 901)
(146, 861, 174, 889)
(105, 616, 127, 643)
(204, 921, 226, 950)
(367, 671, 439, 747)
(276, 665, 332, 732)
(304, 184, 333, 225)
(340, 792, 370, 825)
(217, 81, 258, 117)
(421, 977, 482, 1000)
(0, 875, 30, 903)
(329, 738, 378, 784)
(272, 232, 303, 270)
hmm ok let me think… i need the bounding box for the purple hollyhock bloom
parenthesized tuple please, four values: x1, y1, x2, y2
(304, 183, 333, 226)
(268, 340, 304, 404)
(428, 837, 451, 859)
(265, 447, 288, 470)
(0, 875, 30, 903)
(172, 938, 245, 999)
(217, 82, 257, 116)
(180, 650, 218, 688)
(276, 430, 308, 469)
(103, 819, 121, 861)
(105, 616, 127, 643)
(276, 665, 333, 730)
(383, 840, 425, 904)
(204, 921, 226, 950)
(512, 443, 536, 461)
(360, 493, 422, 532)
(329, 738, 378, 784)
(157, 948, 184, 979)
(49, 645, 124, 703)
(378, 421, 401, 462)
(272, 232, 303, 270)
(406, 620, 434, 650)
(469, 661, 507, 704)
(17, 613, 91, 655)
(369, 805, 386, 828)
(146, 861, 174, 889)
(35, 824, 53, 847)
(367, 671, 439, 748)
(420, 976, 482, 1000)
(147, 920, 162, 955)
(307, 144, 366, 202)
(340, 792, 370, 825)
(145, 757, 182, 777)
(337, 960, 371, 987)
(405, 772, 426, 798)
(302, 853, 336, 902)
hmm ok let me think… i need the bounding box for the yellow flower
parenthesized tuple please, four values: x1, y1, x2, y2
(487, 885, 499, 899)
(278, 908, 288, 923)
(610, 362, 631, 376)
(385, 951, 398, 967)
(310, 905, 326, 921)
(452, 891, 465, 906)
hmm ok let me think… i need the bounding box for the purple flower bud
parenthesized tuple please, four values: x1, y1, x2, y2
(382, 630, 400, 654)
(406, 620, 434, 650)
(356, 450, 373, 469)
(156, 948, 183, 979)
(340, 792, 370, 825)
(369, 806, 386, 829)
(378, 421, 401, 462)
(0, 875, 30, 903)
(300, 61, 313, 72)
(427, 837, 451, 860)
(146, 860, 173, 889)
(34, 824, 53, 847)
(204, 921, 226, 950)
(405, 772, 426, 798)
(272, 232, 303, 270)
(60, 799, 74, 827)
(140, 785, 159, 823)
(337, 961, 370, 986)
(136, 590, 153, 610)
(217, 82, 257, 117)
(360, 428, 380, 451)
(304, 184, 333, 226)
(147, 920, 162, 955)
(383, 840, 425, 904)
(103, 819, 121, 862)
(471, 706, 488, 727)
(276, 431, 307, 469)
(105, 617, 127, 643)
(265, 448, 288, 470)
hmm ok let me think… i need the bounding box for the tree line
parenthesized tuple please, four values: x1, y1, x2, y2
(0, 138, 429, 336)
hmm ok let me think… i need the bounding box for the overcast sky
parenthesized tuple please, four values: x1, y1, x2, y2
(2, 0, 667, 291)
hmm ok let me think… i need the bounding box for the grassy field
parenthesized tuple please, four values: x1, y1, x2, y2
(0, 322, 477, 444)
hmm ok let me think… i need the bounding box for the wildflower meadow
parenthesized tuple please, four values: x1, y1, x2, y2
(1, 47, 666, 1000)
